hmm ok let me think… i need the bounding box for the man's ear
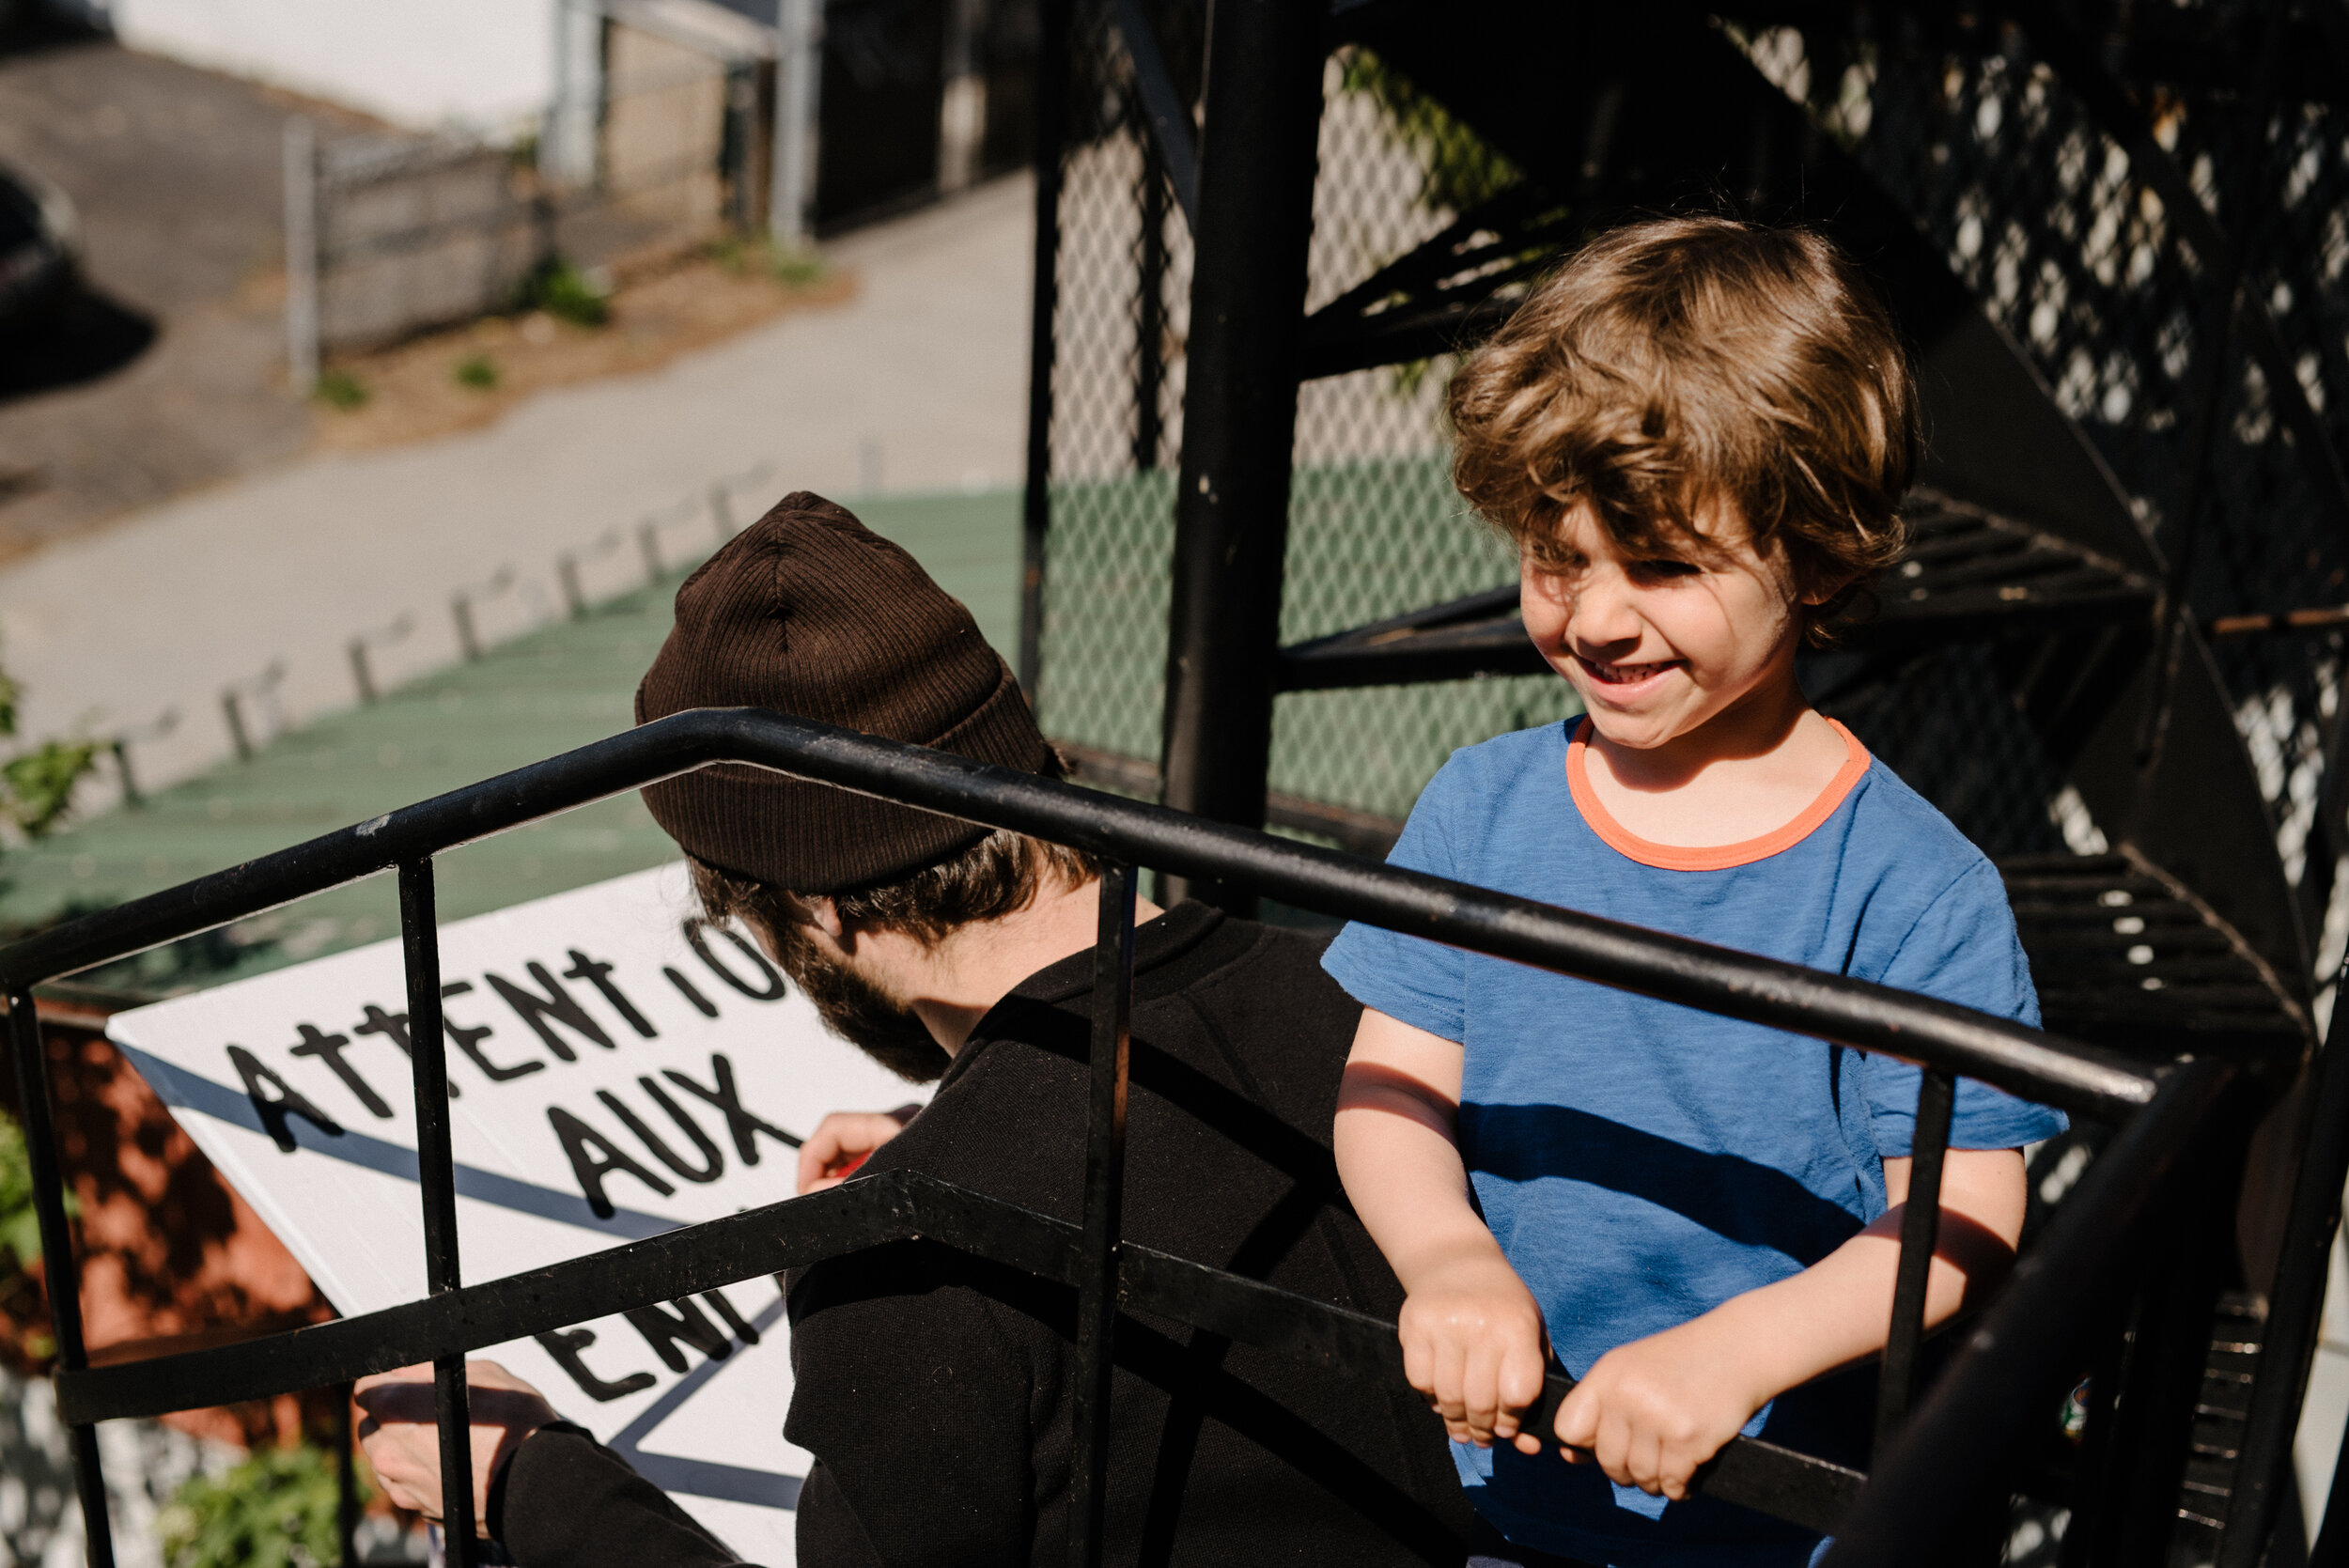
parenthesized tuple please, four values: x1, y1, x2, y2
(808, 896, 846, 941)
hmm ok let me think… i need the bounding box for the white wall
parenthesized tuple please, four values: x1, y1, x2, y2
(51, 0, 561, 132)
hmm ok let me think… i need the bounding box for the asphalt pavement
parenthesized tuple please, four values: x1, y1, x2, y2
(0, 28, 381, 551)
(0, 171, 1036, 811)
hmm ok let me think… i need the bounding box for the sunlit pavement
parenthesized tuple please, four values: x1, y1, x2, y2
(0, 173, 1034, 807)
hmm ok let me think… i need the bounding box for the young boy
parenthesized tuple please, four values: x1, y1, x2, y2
(1322, 217, 2068, 1567)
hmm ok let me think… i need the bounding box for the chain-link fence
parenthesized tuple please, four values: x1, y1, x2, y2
(1034, 2, 1573, 826)
(1032, 1, 2349, 996)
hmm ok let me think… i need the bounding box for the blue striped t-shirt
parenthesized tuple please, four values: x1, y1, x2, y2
(1321, 718, 2066, 1567)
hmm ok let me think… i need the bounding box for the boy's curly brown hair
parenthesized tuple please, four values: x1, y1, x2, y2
(1448, 215, 1918, 639)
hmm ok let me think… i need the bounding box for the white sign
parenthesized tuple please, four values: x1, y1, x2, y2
(107, 863, 927, 1565)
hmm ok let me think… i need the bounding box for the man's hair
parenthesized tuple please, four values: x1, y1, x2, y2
(1448, 215, 1918, 638)
(689, 828, 1100, 949)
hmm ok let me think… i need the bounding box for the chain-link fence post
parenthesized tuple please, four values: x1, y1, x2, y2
(283, 116, 319, 394)
(1157, 0, 1329, 911)
(770, 0, 821, 245)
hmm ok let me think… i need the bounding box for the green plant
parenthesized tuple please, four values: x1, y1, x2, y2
(0, 1108, 76, 1266)
(708, 236, 827, 287)
(707, 235, 751, 273)
(313, 370, 368, 411)
(524, 261, 610, 327)
(1341, 49, 1521, 214)
(159, 1445, 368, 1568)
(1, 1104, 78, 1366)
(0, 660, 96, 840)
(769, 246, 826, 287)
(455, 354, 499, 390)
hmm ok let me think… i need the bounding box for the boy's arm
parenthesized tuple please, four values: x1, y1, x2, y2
(1334, 1008, 1551, 1452)
(1553, 1146, 2027, 1499)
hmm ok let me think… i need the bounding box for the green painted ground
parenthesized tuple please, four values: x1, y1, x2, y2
(13, 489, 1021, 998)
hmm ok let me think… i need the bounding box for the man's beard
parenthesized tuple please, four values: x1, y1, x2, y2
(773, 922, 952, 1084)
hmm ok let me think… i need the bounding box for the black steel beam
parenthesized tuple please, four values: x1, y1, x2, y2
(8, 994, 115, 1568)
(1069, 863, 1136, 1568)
(1156, 0, 1325, 912)
(398, 861, 474, 1568)
(0, 709, 2170, 1120)
(1017, 0, 1072, 696)
(1875, 1069, 1955, 1456)
(1107, 0, 1198, 225)
(1274, 584, 1545, 692)
(2217, 963, 2349, 1568)
(56, 1172, 1069, 1424)
(1296, 183, 1584, 380)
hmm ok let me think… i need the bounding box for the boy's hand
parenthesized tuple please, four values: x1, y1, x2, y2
(1552, 1313, 1772, 1500)
(1398, 1250, 1552, 1453)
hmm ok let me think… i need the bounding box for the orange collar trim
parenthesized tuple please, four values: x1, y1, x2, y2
(1565, 717, 1872, 872)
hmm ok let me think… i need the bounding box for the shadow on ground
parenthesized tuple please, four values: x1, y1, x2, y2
(0, 4, 100, 59)
(0, 287, 157, 403)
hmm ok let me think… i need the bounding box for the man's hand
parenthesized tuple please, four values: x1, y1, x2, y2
(796, 1105, 921, 1194)
(1552, 1315, 1771, 1499)
(1398, 1250, 1552, 1453)
(354, 1361, 557, 1537)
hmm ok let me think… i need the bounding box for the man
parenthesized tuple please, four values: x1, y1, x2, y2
(357, 494, 1472, 1566)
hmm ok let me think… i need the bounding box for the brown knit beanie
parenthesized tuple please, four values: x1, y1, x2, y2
(634, 491, 1053, 893)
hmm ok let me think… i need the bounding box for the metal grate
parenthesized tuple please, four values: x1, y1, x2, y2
(1999, 847, 2310, 1056)
(1271, 487, 2158, 688)
(1735, 10, 2349, 988)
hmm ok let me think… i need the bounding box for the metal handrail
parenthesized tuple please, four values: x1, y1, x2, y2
(0, 707, 2255, 1568)
(0, 709, 2160, 1117)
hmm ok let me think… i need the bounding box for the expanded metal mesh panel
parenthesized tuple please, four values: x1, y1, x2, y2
(1737, 15, 2349, 983)
(1036, 21, 1573, 818)
(1813, 643, 2073, 860)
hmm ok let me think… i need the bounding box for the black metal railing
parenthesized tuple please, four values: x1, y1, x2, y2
(0, 707, 2269, 1568)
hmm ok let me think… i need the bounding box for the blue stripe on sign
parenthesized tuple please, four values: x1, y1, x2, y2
(116, 1043, 685, 1241)
(612, 1290, 803, 1509)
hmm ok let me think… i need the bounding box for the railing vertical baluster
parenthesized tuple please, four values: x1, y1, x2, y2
(1876, 1067, 1956, 1456)
(8, 991, 116, 1568)
(2306, 1393, 2349, 1564)
(1069, 862, 1138, 1568)
(336, 1383, 359, 1567)
(398, 860, 475, 1568)
(2217, 959, 2349, 1568)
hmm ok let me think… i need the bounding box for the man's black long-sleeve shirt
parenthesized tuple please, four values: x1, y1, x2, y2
(499, 901, 1471, 1567)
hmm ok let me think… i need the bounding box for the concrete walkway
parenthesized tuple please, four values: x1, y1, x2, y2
(0, 173, 1035, 809)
